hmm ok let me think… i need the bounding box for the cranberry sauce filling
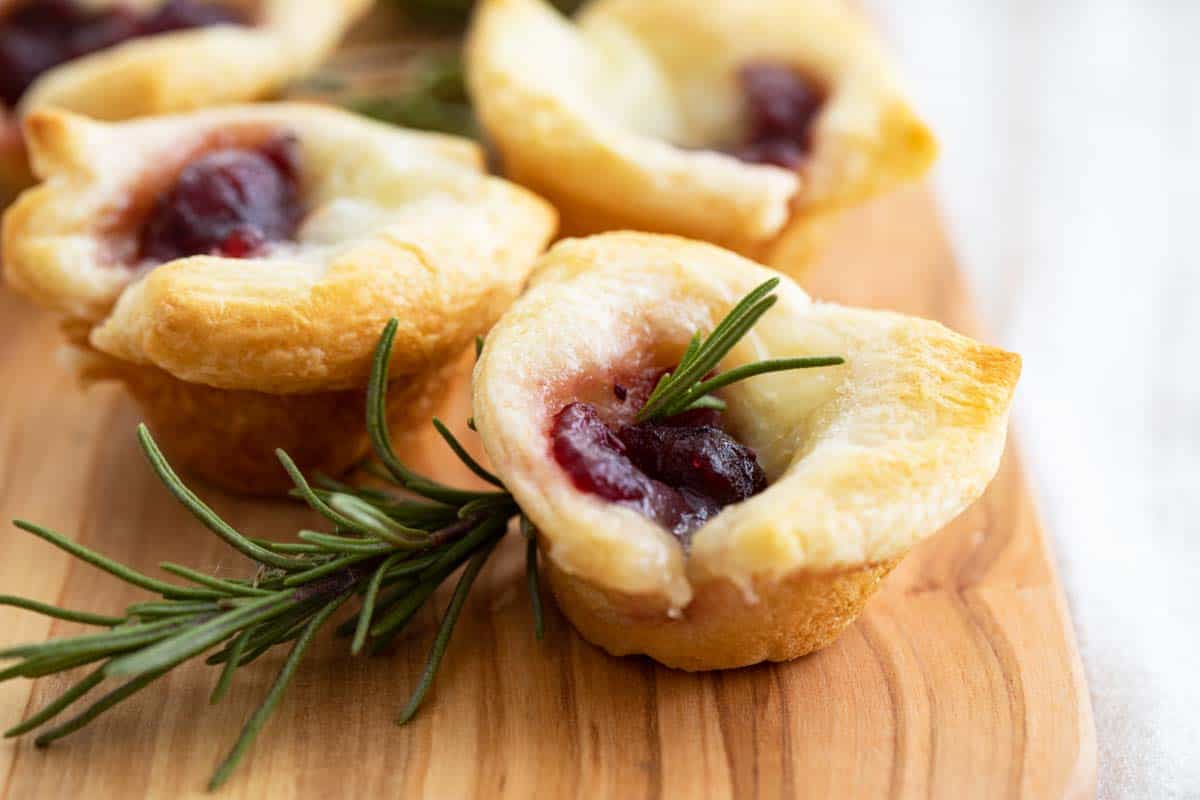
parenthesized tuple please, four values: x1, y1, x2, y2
(0, 0, 247, 107)
(551, 392, 767, 545)
(732, 62, 827, 170)
(139, 135, 304, 262)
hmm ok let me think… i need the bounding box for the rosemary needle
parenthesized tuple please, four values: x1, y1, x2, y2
(210, 628, 253, 705)
(521, 516, 545, 641)
(208, 592, 351, 791)
(352, 553, 405, 655)
(0, 595, 123, 628)
(635, 278, 844, 422)
(0, 317, 535, 789)
(396, 538, 499, 725)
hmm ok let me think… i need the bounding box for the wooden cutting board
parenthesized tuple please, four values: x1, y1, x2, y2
(0, 11, 1095, 800)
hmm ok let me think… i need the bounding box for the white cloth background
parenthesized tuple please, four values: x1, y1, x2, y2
(865, 2, 1200, 797)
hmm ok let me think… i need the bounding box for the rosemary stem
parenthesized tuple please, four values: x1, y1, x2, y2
(281, 553, 381, 589)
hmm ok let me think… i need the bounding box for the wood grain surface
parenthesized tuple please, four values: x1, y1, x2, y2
(0, 7, 1096, 796)
(0, 184, 1096, 799)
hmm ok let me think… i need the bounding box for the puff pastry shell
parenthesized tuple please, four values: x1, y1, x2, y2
(473, 232, 1020, 670)
(466, 0, 937, 263)
(3, 104, 556, 492)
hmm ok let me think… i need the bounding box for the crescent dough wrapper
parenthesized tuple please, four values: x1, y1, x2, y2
(466, 0, 937, 266)
(2, 104, 557, 493)
(473, 232, 1019, 670)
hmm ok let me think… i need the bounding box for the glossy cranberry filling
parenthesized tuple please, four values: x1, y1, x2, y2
(551, 396, 767, 545)
(0, 0, 247, 107)
(733, 62, 827, 170)
(139, 135, 304, 263)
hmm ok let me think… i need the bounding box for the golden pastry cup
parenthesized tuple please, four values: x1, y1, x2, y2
(79, 350, 463, 496)
(3, 105, 556, 495)
(545, 558, 901, 671)
(467, 0, 937, 271)
(473, 233, 1019, 671)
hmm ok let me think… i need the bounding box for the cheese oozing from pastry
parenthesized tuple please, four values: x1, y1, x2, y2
(138, 134, 304, 263)
(0, 0, 247, 107)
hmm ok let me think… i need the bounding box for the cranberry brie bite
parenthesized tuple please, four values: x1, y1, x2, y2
(473, 232, 1019, 670)
(0, 0, 371, 199)
(466, 0, 936, 268)
(2, 104, 556, 493)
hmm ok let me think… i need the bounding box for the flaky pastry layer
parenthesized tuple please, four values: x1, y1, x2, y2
(473, 232, 1020, 613)
(2, 104, 557, 393)
(467, 0, 936, 254)
(6, 0, 372, 122)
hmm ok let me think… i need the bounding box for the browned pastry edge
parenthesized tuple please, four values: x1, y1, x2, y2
(506, 162, 837, 274)
(544, 554, 901, 671)
(79, 350, 464, 496)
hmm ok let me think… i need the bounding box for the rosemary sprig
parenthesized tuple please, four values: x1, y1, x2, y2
(349, 52, 476, 138)
(635, 278, 845, 422)
(0, 321, 541, 791)
(1, 279, 845, 791)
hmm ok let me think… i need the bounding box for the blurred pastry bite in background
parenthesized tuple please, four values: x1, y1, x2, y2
(0, 0, 373, 201)
(466, 0, 936, 273)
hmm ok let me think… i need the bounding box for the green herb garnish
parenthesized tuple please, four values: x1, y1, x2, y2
(636, 278, 845, 422)
(348, 52, 477, 138)
(0, 320, 536, 791)
(0, 278, 845, 791)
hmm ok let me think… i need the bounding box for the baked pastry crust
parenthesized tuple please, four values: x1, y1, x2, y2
(3, 104, 556, 394)
(73, 345, 467, 495)
(473, 232, 1019, 669)
(7, 0, 371, 121)
(3, 103, 555, 492)
(0, 0, 371, 199)
(466, 0, 936, 257)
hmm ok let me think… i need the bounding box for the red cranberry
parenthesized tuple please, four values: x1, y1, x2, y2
(617, 421, 766, 507)
(550, 400, 767, 543)
(552, 402, 647, 503)
(0, 0, 245, 107)
(733, 62, 827, 170)
(139, 136, 304, 263)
